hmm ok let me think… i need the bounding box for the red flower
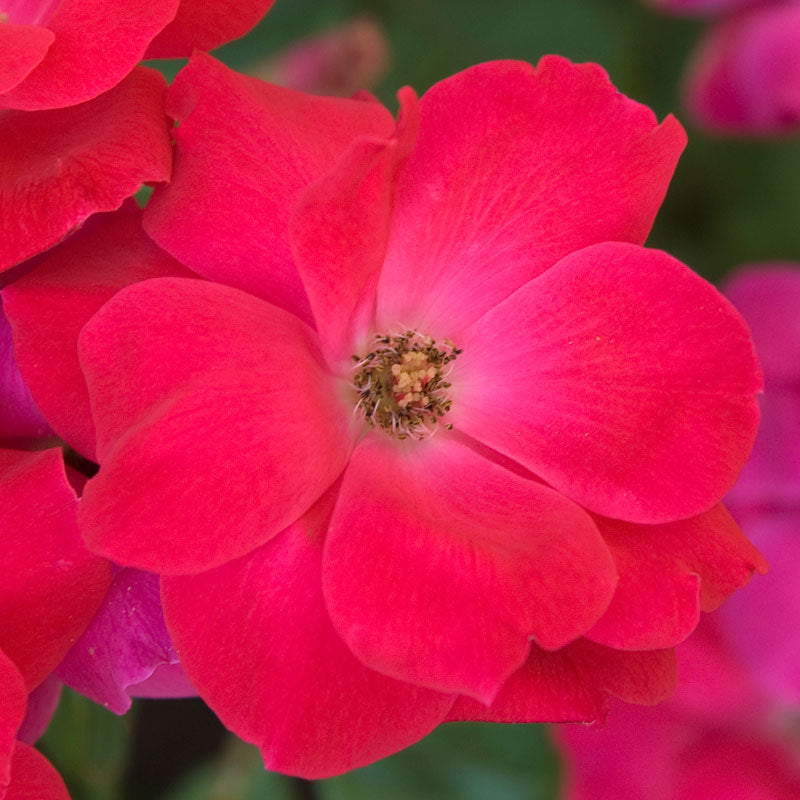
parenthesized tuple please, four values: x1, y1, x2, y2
(7, 55, 764, 776)
(0, 0, 274, 110)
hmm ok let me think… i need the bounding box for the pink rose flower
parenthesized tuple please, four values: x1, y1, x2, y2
(719, 265, 800, 705)
(0, 0, 274, 110)
(253, 16, 390, 97)
(7, 55, 765, 777)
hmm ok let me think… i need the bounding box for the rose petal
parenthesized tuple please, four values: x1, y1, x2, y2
(447, 640, 676, 723)
(145, 0, 274, 58)
(291, 87, 418, 364)
(323, 435, 616, 703)
(16, 676, 60, 746)
(453, 242, 761, 523)
(0, 0, 180, 110)
(0, 651, 26, 786)
(144, 53, 395, 324)
(376, 57, 686, 337)
(586, 504, 766, 650)
(162, 489, 454, 779)
(0, 24, 53, 95)
(0, 448, 111, 688)
(79, 278, 354, 573)
(0, 304, 50, 446)
(2, 203, 188, 460)
(56, 569, 179, 714)
(3, 743, 68, 800)
(0, 67, 172, 272)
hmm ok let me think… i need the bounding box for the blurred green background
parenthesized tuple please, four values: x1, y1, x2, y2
(42, 0, 799, 797)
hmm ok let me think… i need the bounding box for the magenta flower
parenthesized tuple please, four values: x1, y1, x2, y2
(645, 0, 800, 134)
(0, 0, 274, 110)
(7, 55, 764, 777)
(719, 265, 800, 705)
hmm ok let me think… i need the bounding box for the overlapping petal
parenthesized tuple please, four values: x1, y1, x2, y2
(145, 0, 275, 58)
(375, 57, 686, 337)
(0, 24, 54, 95)
(448, 640, 676, 723)
(452, 242, 761, 523)
(323, 436, 617, 702)
(56, 569, 185, 714)
(3, 743, 69, 800)
(144, 53, 395, 325)
(0, 0, 179, 110)
(79, 278, 354, 573)
(0, 448, 111, 689)
(0, 67, 171, 272)
(291, 87, 419, 363)
(0, 651, 26, 787)
(0, 305, 50, 446)
(162, 490, 454, 779)
(586, 504, 766, 650)
(1, 203, 190, 460)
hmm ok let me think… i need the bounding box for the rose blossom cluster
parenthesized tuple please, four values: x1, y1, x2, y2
(645, 0, 800, 135)
(0, 0, 771, 794)
(556, 265, 800, 800)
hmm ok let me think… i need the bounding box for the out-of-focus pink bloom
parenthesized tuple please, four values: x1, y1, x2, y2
(685, 2, 800, 134)
(556, 619, 800, 800)
(647, 0, 762, 15)
(719, 265, 800, 705)
(0, 0, 274, 110)
(0, 68, 171, 274)
(254, 17, 389, 97)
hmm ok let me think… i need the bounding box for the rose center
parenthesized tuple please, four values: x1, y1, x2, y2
(351, 331, 461, 439)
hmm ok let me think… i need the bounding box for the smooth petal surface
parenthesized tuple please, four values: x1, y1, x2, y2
(587, 504, 766, 650)
(2, 203, 190, 460)
(0, 0, 179, 110)
(376, 57, 686, 337)
(324, 436, 616, 703)
(0, 651, 26, 787)
(453, 242, 761, 523)
(0, 24, 53, 94)
(0, 448, 111, 689)
(144, 53, 395, 325)
(0, 304, 50, 446)
(291, 87, 418, 363)
(146, 0, 274, 57)
(56, 569, 180, 714)
(79, 278, 354, 573)
(448, 641, 676, 723)
(162, 492, 454, 779)
(3, 743, 68, 800)
(0, 67, 172, 272)
(685, 4, 800, 134)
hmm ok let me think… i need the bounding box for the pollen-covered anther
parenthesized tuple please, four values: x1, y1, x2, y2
(351, 331, 461, 439)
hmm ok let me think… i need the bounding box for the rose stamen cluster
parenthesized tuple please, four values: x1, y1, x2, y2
(351, 331, 460, 439)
